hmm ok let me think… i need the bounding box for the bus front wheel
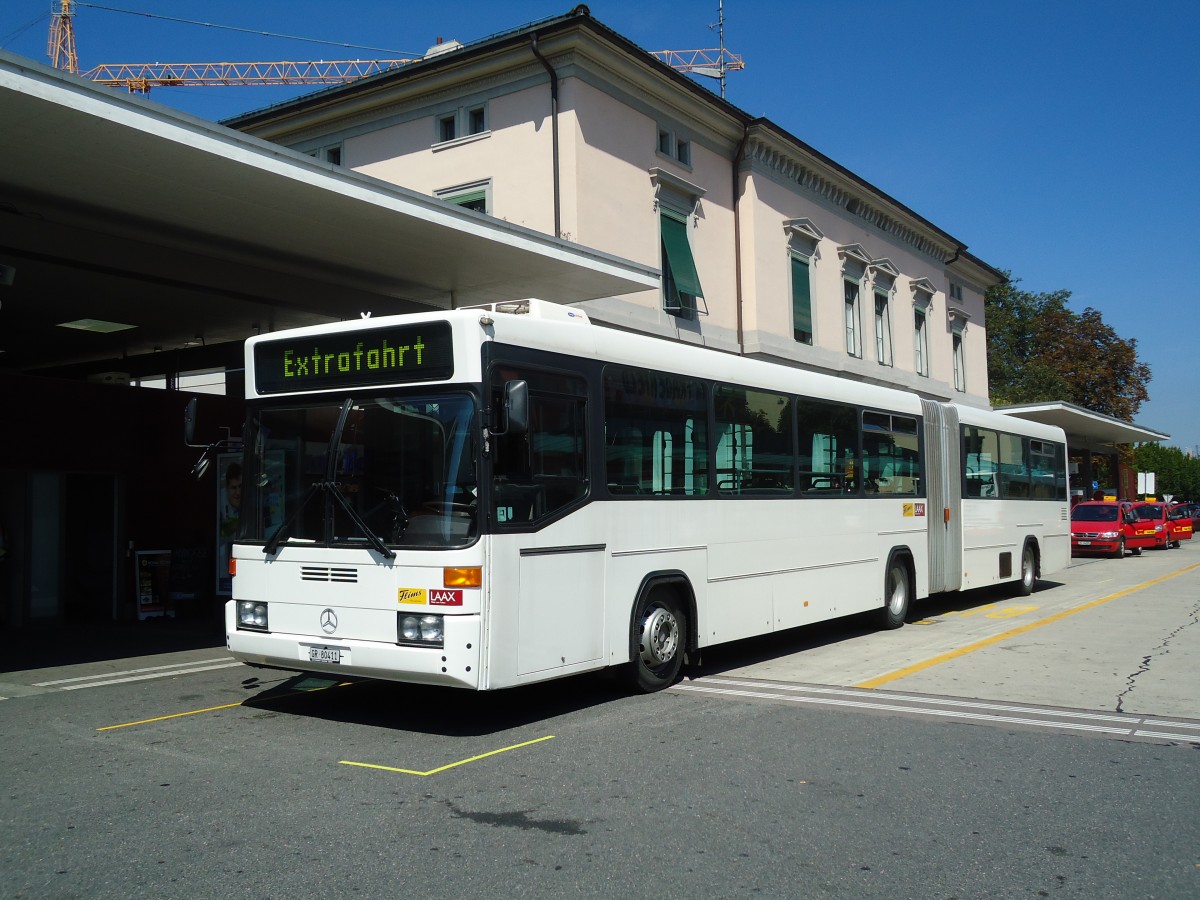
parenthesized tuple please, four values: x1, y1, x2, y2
(627, 590, 685, 693)
(879, 557, 911, 629)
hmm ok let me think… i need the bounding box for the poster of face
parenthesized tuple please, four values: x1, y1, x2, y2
(216, 452, 242, 596)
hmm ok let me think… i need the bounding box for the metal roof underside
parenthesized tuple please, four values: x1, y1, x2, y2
(998, 402, 1169, 447)
(0, 52, 657, 377)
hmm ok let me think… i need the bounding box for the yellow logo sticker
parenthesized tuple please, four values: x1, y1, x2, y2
(398, 588, 427, 605)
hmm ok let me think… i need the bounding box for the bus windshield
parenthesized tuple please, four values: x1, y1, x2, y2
(240, 392, 479, 550)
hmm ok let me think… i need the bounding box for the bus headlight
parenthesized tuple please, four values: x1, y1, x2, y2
(398, 613, 444, 648)
(237, 601, 269, 631)
(1098, 531, 1120, 539)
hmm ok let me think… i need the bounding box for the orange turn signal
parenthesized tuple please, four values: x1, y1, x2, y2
(444, 566, 482, 588)
(228, 558, 237, 577)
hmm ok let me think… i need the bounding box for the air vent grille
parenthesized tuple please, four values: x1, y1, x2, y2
(300, 566, 358, 584)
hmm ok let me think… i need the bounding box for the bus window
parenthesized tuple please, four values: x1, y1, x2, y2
(490, 368, 587, 525)
(604, 366, 708, 496)
(861, 412, 920, 496)
(797, 398, 858, 495)
(715, 386, 794, 495)
(963, 426, 999, 498)
(998, 432, 1029, 498)
(1029, 439, 1066, 500)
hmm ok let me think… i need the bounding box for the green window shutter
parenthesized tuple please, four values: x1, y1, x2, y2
(451, 189, 487, 212)
(660, 211, 704, 298)
(791, 255, 812, 341)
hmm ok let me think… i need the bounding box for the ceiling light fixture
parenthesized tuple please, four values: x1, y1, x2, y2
(57, 318, 136, 333)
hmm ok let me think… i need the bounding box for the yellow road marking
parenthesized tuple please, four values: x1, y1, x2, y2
(97, 701, 244, 731)
(857, 562, 1200, 690)
(97, 681, 353, 731)
(340, 735, 556, 776)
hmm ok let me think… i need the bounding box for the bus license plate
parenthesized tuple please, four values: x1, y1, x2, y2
(1077, 541, 1091, 546)
(307, 645, 344, 664)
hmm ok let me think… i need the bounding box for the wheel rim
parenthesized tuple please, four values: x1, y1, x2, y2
(1022, 547, 1035, 590)
(887, 567, 907, 616)
(639, 603, 680, 668)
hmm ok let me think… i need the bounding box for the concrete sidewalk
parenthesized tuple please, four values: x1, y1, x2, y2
(3, 611, 226, 675)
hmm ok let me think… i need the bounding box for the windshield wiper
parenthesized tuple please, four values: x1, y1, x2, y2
(263, 398, 395, 559)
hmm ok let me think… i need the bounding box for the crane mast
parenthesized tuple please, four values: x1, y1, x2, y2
(48, 0, 79, 75)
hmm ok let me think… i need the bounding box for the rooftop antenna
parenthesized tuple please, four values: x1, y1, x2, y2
(711, 0, 729, 100)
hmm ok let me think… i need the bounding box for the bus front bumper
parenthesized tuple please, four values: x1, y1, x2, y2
(226, 615, 482, 690)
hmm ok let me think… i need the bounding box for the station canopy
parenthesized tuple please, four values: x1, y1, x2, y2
(998, 401, 1169, 448)
(0, 51, 657, 380)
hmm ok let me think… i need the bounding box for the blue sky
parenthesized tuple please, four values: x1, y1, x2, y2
(4, 1, 1197, 454)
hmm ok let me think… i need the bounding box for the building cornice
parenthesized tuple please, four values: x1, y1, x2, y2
(744, 133, 958, 265)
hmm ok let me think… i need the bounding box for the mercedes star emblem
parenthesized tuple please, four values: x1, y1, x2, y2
(320, 608, 338, 634)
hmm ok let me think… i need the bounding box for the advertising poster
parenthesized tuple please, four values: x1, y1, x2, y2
(135, 550, 173, 619)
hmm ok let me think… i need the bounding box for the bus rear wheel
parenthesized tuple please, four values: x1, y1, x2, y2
(627, 590, 685, 693)
(878, 557, 910, 629)
(1016, 541, 1037, 596)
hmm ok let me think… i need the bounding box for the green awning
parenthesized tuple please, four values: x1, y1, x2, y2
(661, 212, 704, 298)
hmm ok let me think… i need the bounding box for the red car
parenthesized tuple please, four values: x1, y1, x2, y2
(1127, 502, 1191, 549)
(1071, 501, 1156, 557)
(1168, 503, 1196, 545)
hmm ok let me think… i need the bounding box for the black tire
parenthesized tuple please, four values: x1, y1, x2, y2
(1016, 541, 1037, 596)
(1110, 537, 1125, 560)
(1132, 546, 1142, 556)
(878, 556, 910, 629)
(626, 590, 686, 693)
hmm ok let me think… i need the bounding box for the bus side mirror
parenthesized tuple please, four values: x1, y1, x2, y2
(184, 397, 200, 446)
(493, 380, 529, 436)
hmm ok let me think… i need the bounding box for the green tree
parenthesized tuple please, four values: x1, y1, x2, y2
(1133, 444, 1200, 500)
(985, 273, 1151, 418)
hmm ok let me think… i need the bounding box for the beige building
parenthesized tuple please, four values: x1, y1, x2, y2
(229, 7, 1000, 408)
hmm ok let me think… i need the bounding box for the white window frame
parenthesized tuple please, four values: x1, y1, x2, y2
(950, 321, 969, 396)
(844, 280, 861, 358)
(910, 278, 935, 378)
(869, 259, 898, 368)
(433, 101, 491, 149)
(655, 124, 693, 168)
(838, 244, 872, 360)
(874, 290, 893, 367)
(914, 305, 930, 377)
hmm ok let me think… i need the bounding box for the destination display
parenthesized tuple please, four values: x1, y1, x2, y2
(253, 321, 453, 394)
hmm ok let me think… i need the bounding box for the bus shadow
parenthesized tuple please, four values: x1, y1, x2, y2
(239, 669, 630, 736)
(236, 579, 1072, 730)
(691, 578, 1068, 677)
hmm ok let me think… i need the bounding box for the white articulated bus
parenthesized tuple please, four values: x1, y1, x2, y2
(223, 299, 1069, 692)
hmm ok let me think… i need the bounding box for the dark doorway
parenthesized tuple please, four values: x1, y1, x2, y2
(63, 473, 118, 623)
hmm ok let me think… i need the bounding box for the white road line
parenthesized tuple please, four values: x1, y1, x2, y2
(35, 659, 243, 691)
(33, 657, 236, 687)
(672, 679, 1200, 744)
(696, 677, 1145, 726)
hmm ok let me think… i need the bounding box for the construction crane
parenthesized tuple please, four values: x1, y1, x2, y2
(81, 59, 418, 93)
(48, 1, 742, 96)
